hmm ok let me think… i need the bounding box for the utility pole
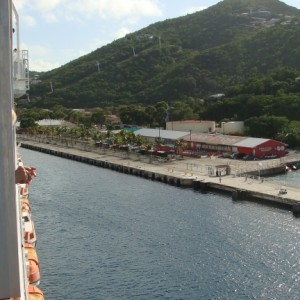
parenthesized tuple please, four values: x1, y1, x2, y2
(132, 46, 136, 56)
(158, 36, 162, 53)
(96, 61, 100, 72)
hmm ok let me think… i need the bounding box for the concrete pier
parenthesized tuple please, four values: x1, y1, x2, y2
(19, 140, 300, 216)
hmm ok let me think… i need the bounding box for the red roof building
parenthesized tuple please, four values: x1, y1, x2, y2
(183, 133, 286, 158)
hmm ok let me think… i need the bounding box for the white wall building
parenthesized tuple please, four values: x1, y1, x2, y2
(166, 120, 215, 133)
(217, 121, 245, 135)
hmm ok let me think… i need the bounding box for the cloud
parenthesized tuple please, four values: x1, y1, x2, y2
(14, 0, 64, 14)
(115, 27, 131, 39)
(70, 0, 163, 20)
(13, 0, 63, 24)
(88, 38, 111, 51)
(13, 0, 27, 10)
(43, 13, 59, 23)
(21, 43, 49, 58)
(22, 15, 36, 27)
(14, 0, 163, 25)
(183, 6, 208, 15)
(33, 0, 64, 13)
(30, 59, 61, 72)
(20, 43, 60, 71)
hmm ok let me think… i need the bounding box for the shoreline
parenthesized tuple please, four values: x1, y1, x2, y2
(18, 138, 300, 216)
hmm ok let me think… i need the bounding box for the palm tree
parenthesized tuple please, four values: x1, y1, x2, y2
(135, 134, 145, 147)
(175, 139, 187, 155)
(92, 131, 103, 145)
(127, 131, 136, 145)
(70, 127, 80, 145)
(105, 130, 113, 144)
(28, 125, 38, 139)
(113, 134, 123, 147)
(117, 129, 127, 144)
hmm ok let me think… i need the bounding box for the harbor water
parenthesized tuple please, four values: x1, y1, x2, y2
(267, 169, 300, 189)
(21, 148, 300, 300)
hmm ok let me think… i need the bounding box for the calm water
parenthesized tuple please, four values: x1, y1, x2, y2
(21, 148, 300, 300)
(267, 169, 300, 188)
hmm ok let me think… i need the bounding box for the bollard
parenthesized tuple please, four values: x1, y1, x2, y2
(292, 204, 300, 217)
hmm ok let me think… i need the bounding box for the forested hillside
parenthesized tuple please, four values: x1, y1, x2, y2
(18, 0, 300, 146)
(26, 0, 300, 108)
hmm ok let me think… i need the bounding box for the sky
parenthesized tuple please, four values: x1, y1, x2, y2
(13, 0, 300, 72)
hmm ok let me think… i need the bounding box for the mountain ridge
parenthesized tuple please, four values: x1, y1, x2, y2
(27, 0, 300, 108)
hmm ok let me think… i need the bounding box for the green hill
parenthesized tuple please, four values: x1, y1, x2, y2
(27, 0, 300, 108)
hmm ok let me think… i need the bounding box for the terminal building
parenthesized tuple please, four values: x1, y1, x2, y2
(134, 128, 287, 159)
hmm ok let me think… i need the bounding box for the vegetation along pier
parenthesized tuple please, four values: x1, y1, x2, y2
(19, 138, 300, 217)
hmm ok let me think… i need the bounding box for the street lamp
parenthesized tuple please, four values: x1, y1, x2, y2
(258, 162, 263, 181)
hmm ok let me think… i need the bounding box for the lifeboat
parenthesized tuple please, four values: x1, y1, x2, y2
(28, 285, 45, 300)
(21, 196, 31, 212)
(20, 183, 29, 196)
(25, 243, 40, 285)
(22, 211, 37, 247)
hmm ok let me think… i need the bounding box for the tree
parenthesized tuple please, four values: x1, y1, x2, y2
(135, 134, 145, 146)
(20, 118, 37, 129)
(67, 110, 84, 124)
(245, 115, 289, 139)
(171, 102, 196, 120)
(145, 106, 157, 127)
(277, 120, 300, 148)
(91, 110, 106, 126)
(155, 101, 168, 127)
(51, 104, 68, 119)
(119, 106, 133, 125)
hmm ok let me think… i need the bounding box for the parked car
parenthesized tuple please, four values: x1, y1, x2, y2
(243, 155, 255, 161)
(231, 152, 246, 159)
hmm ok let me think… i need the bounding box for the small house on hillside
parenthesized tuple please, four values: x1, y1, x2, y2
(106, 114, 120, 124)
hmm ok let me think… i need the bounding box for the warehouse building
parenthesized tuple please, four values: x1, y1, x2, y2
(184, 133, 286, 158)
(134, 129, 287, 159)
